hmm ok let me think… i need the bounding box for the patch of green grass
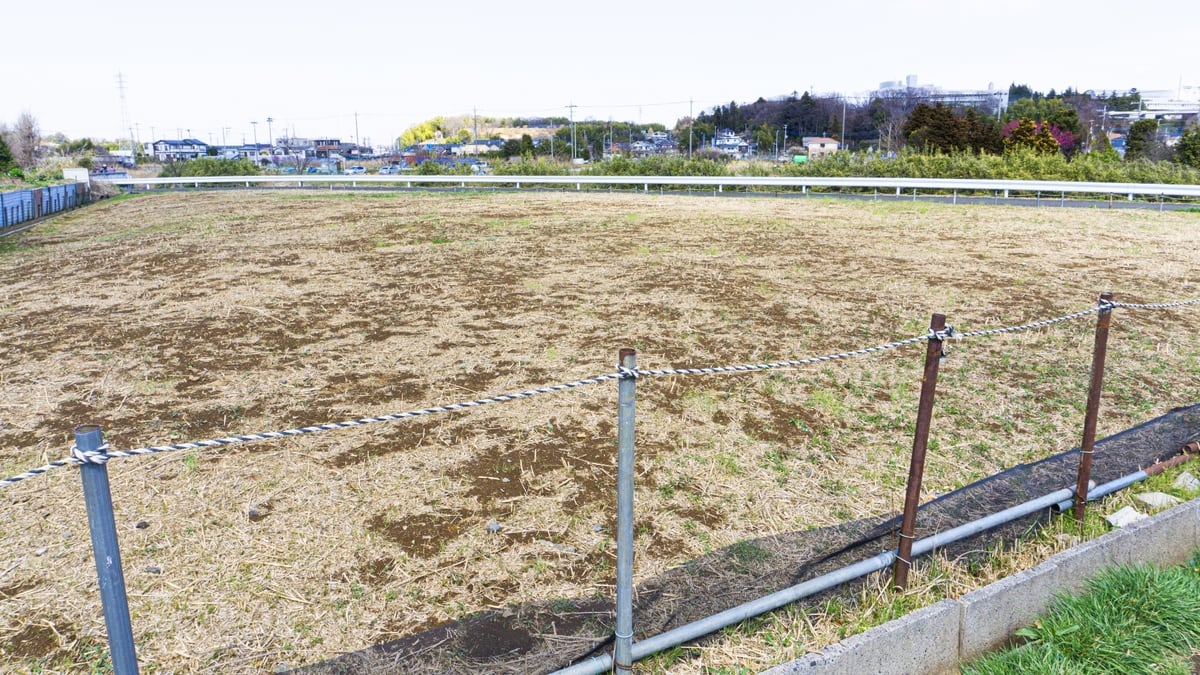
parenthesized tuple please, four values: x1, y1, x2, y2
(729, 540, 772, 571)
(962, 550, 1200, 674)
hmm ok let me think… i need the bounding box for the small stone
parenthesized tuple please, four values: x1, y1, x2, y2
(486, 522, 502, 534)
(1135, 492, 1182, 509)
(144, 565, 163, 575)
(248, 506, 271, 522)
(135, 520, 150, 529)
(273, 664, 290, 675)
(1172, 471, 1200, 493)
(1106, 506, 1148, 528)
(34, 547, 47, 556)
(592, 524, 604, 533)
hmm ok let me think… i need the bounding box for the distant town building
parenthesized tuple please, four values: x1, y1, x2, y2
(802, 136, 840, 159)
(875, 74, 1009, 116)
(145, 139, 209, 161)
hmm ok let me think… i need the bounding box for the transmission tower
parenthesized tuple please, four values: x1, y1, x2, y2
(117, 71, 132, 154)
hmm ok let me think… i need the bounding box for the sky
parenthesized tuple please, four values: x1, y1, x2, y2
(3, 0, 1197, 148)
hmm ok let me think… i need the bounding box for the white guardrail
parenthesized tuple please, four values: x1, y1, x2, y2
(97, 174, 1200, 200)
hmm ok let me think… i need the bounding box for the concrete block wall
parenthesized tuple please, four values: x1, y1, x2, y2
(762, 499, 1200, 675)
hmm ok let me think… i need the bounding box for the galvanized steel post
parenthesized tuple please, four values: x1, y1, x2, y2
(1073, 292, 1114, 523)
(614, 348, 637, 674)
(75, 424, 139, 674)
(893, 313, 946, 591)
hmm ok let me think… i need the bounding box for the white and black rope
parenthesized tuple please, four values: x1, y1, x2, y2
(953, 305, 1105, 339)
(0, 372, 622, 488)
(1108, 297, 1200, 311)
(4, 295, 1199, 489)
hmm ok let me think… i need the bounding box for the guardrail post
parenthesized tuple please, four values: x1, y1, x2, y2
(893, 313, 946, 591)
(75, 424, 139, 674)
(614, 348, 637, 674)
(1073, 292, 1114, 523)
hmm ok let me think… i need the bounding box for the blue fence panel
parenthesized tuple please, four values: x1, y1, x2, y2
(1, 184, 88, 233)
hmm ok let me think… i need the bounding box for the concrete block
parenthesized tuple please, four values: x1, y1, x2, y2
(1135, 491, 1183, 509)
(960, 500, 1200, 663)
(1105, 505, 1148, 528)
(762, 599, 960, 675)
(764, 501, 1200, 675)
(1106, 499, 1200, 568)
(958, 561, 1065, 661)
(1172, 471, 1199, 493)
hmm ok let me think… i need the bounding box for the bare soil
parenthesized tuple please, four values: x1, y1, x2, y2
(2, 190, 1199, 672)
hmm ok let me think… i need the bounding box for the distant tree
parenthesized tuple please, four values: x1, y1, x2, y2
(1175, 124, 1200, 168)
(963, 108, 1004, 155)
(903, 103, 965, 153)
(1008, 83, 1037, 102)
(63, 137, 95, 155)
(399, 118, 446, 147)
(1004, 97, 1081, 155)
(1088, 128, 1121, 162)
(13, 111, 40, 168)
(1003, 119, 1060, 154)
(501, 138, 522, 157)
(1124, 119, 1159, 161)
(519, 134, 535, 156)
(1106, 89, 1141, 112)
(0, 134, 13, 172)
(178, 157, 261, 177)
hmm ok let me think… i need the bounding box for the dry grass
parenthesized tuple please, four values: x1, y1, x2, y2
(1, 190, 1199, 672)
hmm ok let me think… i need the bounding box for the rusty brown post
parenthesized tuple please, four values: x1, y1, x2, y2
(893, 313, 947, 591)
(1073, 292, 1114, 523)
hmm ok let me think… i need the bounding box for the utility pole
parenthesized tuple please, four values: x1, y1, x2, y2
(568, 102, 577, 160)
(266, 117, 274, 148)
(354, 112, 360, 149)
(689, 98, 693, 159)
(840, 98, 847, 151)
(251, 121, 258, 148)
(473, 106, 478, 143)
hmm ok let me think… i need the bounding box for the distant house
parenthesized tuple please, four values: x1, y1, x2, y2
(713, 131, 750, 157)
(802, 136, 840, 159)
(454, 139, 504, 156)
(146, 139, 209, 161)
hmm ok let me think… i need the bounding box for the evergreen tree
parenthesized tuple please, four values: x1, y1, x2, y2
(0, 134, 13, 172)
(1175, 124, 1200, 169)
(1124, 119, 1159, 161)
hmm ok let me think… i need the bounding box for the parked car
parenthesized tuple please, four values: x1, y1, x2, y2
(379, 165, 401, 175)
(344, 165, 366, 175)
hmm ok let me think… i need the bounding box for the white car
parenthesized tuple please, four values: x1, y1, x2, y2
(344, 165, 366, 175)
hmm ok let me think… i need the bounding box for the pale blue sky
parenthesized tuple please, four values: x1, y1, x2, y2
(4, 0, 1196, 146)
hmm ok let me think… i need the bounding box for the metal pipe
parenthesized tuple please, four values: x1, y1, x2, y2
(1074, 292, 1114, 522)
(554, 482, 1083, 675)
(614, 349, 638, 674)
(76, 425, 140, 674)
(1055, 449, 1197, 512)
(894, 313, 946, 589)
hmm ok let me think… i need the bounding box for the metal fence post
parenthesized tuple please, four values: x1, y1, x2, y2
(75, 424, 140, 674)
(893, 313, 947, 591)
(1073, 292, 1114, 523)
(614, 348, 637, 675)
